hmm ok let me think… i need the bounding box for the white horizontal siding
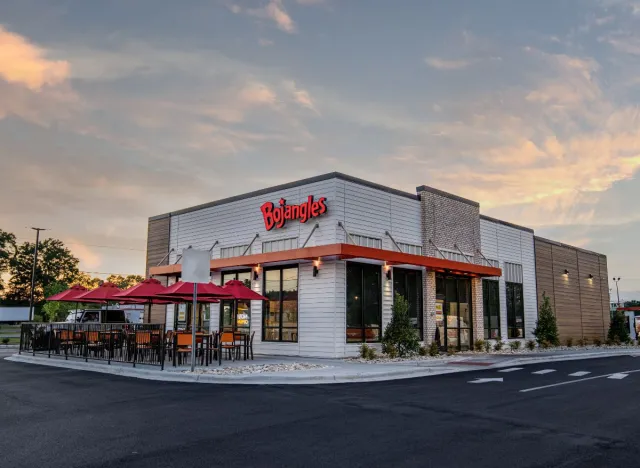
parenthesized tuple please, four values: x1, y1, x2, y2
(480, 219, 537, 340)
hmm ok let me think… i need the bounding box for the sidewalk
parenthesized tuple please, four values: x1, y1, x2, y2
(6, 348, 640, 385)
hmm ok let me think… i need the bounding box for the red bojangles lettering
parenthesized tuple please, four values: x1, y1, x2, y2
(260, 196, 327, 231)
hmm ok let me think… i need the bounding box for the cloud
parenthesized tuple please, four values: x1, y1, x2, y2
(0, 25, 70, 90)
(258, 38, 274, 47)
(283, 80, 319, 114)
(231, 1, 296, 34)
(424, 57, 476, 70)
(67, 239, 102, 270)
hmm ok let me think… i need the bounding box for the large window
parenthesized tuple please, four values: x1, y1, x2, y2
(506, 282, 524, 338)
(263, 266, 298, 342)
(483, 280, 500, 339)
(393, 269, 423, 339)
(262, 238, 298, 253)
(346, 262, 382, 343)
(220, 270, 252, 333)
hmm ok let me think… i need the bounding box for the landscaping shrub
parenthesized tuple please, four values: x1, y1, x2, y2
(565, 337, 573, 347)
(474, 339, 485, 352)
(509, 340, 521, 351)
(526, 339, 536, 351)
(428, 341, 439, 357)
(484, 340, 492, 353)
(359, 344, 377, 360)
(540, 340, 551, 349)
(608, 311, 630, 344)
(382, 293, 420, 357)
(593, 337, 602, 347)
(447, 345, 457, 355)
(577, 337, 588, 347)
(533, 293, 559, 346)
(1, 338, 9, 345)
(418, 345, 428, 356)
(493, 341, 504, 351)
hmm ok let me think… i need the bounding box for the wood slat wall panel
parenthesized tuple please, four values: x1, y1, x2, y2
(534, 237, 610, 341)
(146, 217, 170, 324)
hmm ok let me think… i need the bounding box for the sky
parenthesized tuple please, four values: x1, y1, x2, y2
(0, 0, 639, 300)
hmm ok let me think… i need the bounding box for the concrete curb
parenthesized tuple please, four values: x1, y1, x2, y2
(4, 354, 464, 385)
(6, 350, 640, 385)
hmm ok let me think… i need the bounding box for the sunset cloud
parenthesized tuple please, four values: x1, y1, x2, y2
(231, 0, 296, 34)
(0, 25, 69, 90)
(424, 57, 476, 70)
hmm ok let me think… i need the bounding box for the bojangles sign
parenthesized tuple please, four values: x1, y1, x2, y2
(260, 196, 327, 231)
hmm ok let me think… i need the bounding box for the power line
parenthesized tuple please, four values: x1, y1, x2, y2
(13, 237, 145, 252)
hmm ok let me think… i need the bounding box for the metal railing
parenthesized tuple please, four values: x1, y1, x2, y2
(19, 323, 167, 369)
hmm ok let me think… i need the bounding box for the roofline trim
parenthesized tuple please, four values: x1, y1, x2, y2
(480, 215, 534, 234)
(149, 172, 419, 220)
(416, 185, 480, 207)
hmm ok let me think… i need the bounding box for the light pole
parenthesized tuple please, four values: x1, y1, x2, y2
(28, 227, 47, 321)
(613, 277, 622, 307)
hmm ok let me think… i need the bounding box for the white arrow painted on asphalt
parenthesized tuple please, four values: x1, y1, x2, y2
(532, 369, 556, 375)
(498, 368, 523, 373)
(608, 373, 629, 380)
(468, 378, 504, 384)
(569, 371, 591, 377)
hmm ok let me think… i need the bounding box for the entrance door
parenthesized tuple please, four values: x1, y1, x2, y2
(438, 276, 472, 351)
(393, 268, 423, 340)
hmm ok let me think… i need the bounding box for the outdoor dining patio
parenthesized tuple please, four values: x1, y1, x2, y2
(19, 277, 267, 370)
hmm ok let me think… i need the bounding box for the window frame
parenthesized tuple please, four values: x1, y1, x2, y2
(346, 261, 382, 343)
(262, 265, 299, 343)
(393, 268, 424, 340)
(506, 282, 525, 339)
(219, 269, 252, 333)
(482, 279, 501, 340)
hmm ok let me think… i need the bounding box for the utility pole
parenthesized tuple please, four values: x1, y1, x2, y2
(613, 277, 622, 307)
(28, 227, 47, 321)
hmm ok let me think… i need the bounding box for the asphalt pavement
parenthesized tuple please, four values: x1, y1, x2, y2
(2, 355, 640, 468)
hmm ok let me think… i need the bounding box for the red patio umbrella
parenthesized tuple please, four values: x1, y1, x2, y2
(45, 284, 89, 302)
(113, 278, 173, 322)
(221, 280, 268, 301)
(75, 282, 123, 302)
(156, 281, 232, 299)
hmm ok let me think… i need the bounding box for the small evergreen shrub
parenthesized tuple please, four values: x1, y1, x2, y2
(484, 340, 492, 353)
(382, 293, 420, 357)
(593, 337, 602, 347)
(428, 341, 440, 357)
(359, 344, 377, 360)
(533, 293, 560, 346)
(1, 337, 9, 345)
(540, 340, 551, 349)
(418, 345, 428, 356)
(566, 337, 573, 347)
(577, 337, 588, 347)
(447, 344, 457, 355)
(474, 339, 485, 352)
(493, 341, 504, 351)
(526, 339, 536, 351)
(509, 340, 521, 351)
(608, 311, 631, 344)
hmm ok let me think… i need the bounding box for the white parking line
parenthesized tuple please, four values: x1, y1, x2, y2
(569, 371, 591, 377)
(520, 369, 640, 393)
(532, 369, 556, 375)
(498, 368, 523, 373)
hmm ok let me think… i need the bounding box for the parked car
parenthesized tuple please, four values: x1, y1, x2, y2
(66, 309, 127, 324)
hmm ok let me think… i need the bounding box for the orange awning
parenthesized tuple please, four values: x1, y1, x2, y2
(150, 243, 501, 278)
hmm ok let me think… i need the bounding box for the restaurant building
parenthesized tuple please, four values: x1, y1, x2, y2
(147, 172, 609, 357)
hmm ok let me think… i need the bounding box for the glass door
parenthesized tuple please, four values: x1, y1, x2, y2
(437, 275, 473, 351)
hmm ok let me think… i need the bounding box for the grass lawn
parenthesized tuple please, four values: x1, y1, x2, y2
(1, 337, 20, 345)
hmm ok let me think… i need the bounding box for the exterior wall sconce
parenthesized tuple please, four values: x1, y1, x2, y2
(253, 265, 260, 281)
(588, 274, 594, 279)
(563, 269, 570, 275)
(384, 264, 392, 281)
(313, 259, 320, 277)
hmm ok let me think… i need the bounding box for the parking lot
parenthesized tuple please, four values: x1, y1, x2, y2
(2, 355, 640, 467)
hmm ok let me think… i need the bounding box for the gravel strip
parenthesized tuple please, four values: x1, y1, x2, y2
(346, 344, 640, 364)
(183, 363, 329, 375)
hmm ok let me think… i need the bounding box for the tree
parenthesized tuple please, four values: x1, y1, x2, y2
(74, 272, 102, 289)
(0, 229, 17, 295)
(382, 293, 420, 357)
(533, 292, 559, 346)
(608, 311, 630, 344)
(5, 239, 80, 304)
(41, 282, 74, 322)
(625, 300, 640, 308)
(106, 274, 144, 290)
